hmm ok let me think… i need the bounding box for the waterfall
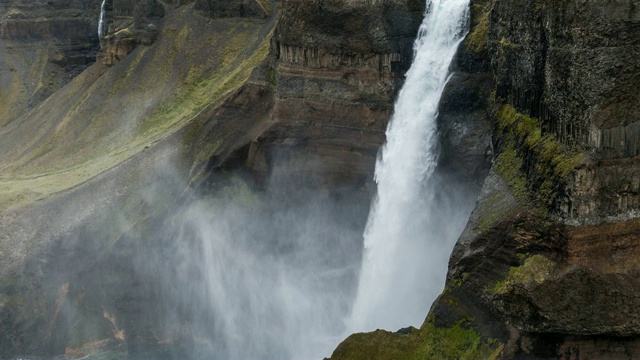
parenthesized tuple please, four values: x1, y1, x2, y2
(98, 0, 107, 40)
(348, 0, 471, 333)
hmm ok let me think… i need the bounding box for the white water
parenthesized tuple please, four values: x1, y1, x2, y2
(348, 0, 471, 333)
(98, 0, 107, 40)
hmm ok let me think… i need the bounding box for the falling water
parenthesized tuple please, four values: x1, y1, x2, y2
(98, 0, 107, 40)
(348, 0, 471, 333)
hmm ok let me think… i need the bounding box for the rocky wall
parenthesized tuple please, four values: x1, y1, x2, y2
(242, 0, 425, 190)
(330, 0, 640, 358)
(0, 0, 101, 125)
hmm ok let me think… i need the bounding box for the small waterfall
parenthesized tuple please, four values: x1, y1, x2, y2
(348, 0, 471, 333)
(98, 0, 107, 40)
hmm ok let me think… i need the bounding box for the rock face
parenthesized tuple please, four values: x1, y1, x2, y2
(485, 0, 640, 225)
(245, 0, 425, 190)
(0, 0, 100, 125)
(96, 0, 164, 66)
(2, 0, 639, 358)
(194, 0, 271, 18)
(331, 0, 640, 359)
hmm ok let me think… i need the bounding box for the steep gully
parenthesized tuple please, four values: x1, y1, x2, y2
(64, 0, 640, 359)
(173, 0, 476, 357)
(148, 0, 476, 358)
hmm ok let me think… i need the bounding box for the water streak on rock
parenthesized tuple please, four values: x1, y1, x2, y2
(98, 0, 107, 41)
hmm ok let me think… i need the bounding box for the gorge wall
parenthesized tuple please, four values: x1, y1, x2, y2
(332, 0, 640, 359)
(0, 0, 99, 125)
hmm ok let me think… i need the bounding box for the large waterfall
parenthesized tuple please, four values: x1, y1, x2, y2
(348, 0, 471, 333)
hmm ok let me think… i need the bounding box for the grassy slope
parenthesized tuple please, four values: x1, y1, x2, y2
(0, 5, 275, 211)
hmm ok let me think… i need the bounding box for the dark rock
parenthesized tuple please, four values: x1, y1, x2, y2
(396, 326, 416, 334)
(194, 0, 270, 19)
(243, 0, 425, 191)
(278, 0, 424, 58)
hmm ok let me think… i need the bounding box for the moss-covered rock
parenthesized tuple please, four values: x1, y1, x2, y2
(330, 317, 502, 360)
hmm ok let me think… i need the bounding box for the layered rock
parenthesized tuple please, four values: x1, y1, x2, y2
(431, 0, 640, 357)
(96, 0, 164, 66)
(0, 2, 279, 355)
(0, 0, 101, 125)
(244, 0, 425, 190)
(194, 0, 271, 19)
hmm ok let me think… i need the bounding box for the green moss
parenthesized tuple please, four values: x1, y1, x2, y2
(495, 146, 528, 204)
(331, 318, 503, 360)
(139, 26, 269, 137)
(266, 67, 276, 90)
(465, 3, 491, 53)
(498, 37, 518, 49)
(494, 105, 583, 214)
(489, 254, 556, 295)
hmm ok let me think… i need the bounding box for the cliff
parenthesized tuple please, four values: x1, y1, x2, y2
(331, 0, 640, 359)
(0, 0, 99, 125)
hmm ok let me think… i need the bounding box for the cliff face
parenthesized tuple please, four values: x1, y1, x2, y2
(332, 0, 640, 359)
(0, 0, 100, 125)
(249, 0, 424, 189)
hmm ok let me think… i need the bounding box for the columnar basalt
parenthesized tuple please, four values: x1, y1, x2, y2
(241, 0, 425, 190)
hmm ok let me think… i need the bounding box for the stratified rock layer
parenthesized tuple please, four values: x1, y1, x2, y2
(431, 0, 640, 358)
(0, 0, 100, 125)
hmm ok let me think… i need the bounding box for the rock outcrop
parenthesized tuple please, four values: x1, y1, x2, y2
(96, 0, 164, 66)
(194, 0, 271, 19)
(245, 0, 425, 190)
(2, 0, 639, 358)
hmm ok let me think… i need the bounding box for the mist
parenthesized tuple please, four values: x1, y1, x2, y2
(127, 163, 371, 360)
(129, 0, 475, 355)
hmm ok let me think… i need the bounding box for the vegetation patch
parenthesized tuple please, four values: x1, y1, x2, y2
(494, 104, 583, 215)
(331, 317, 502, 360)
(489, 254, 556, 295)
(0, 7, 277, 209)
(255, 0, 273, 15)
(464, 2, 491, 53)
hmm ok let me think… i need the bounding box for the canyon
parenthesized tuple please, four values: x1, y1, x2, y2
(0, 0, 639, 359)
